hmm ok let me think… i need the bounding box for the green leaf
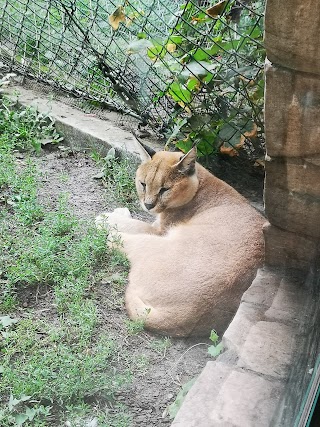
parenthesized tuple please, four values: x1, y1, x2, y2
(246, 26, 262, 39)
(14, 413, 29, 426)
(38, 405, 52, 416)
(175, 127, 218, 157)
(168, 377, 197, 419)
(137, 32, 147, 39)
(169, 35, 183, 44)
(19, 394, 33, 402)
(8, 394, 32, 411)
(208, 342, 224, 357)
(181, 61, 211, 79)
(241, 119, 256, 134)
(167, 118, 188, 143)
(175, 139, 193, 154)
(192, 48, 209, 62)
(25, 407, 37, 421)
(186, 78, 200, 92)
(193, 45, 219, 61)
(209, 329, 219, 344)
(167, 82, 191, 104)
(105, 147, 116, 160)
(218, 123, 241, 146)
(8, 395, 20, 411)
(0, 316, 18, 328)
(147, 42, 167, 60)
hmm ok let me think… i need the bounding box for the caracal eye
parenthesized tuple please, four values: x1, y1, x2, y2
(140, 181, 146, 190)
(159, 187, 169, 196)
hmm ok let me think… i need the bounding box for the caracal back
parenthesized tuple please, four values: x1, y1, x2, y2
(96, 147, 264, 337)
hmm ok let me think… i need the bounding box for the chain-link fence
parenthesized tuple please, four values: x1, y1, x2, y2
(0, 0, 265, 157)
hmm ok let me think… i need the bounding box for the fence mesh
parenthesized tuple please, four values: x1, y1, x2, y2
(0, 0, 265, 157)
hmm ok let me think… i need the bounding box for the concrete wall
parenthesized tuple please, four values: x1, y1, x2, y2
(264, 0, 320, 270)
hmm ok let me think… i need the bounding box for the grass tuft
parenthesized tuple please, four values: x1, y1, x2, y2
(0, 97, 139, 426)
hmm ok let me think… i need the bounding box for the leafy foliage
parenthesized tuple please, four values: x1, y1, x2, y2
(132, 0, 265, 156)
(0, 95, 62, 154)
(0, 0, 265, 159)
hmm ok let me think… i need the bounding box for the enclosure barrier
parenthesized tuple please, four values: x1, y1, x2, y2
(0, 0, 265, 157)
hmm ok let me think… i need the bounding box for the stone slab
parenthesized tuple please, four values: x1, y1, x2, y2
(222, 302, 261, 355)
(264, 63, 320, 158)
(265, 156, 320, 199)
(263, 223, 319, 271)
(264, 185, 320, 239)
(237, 321, 296, 380)
(223, 268, 280, 354)
(171, 361, 232, 427)
(265, 0, 320, 74)
(241, 266, 280, 308)
(265, 277, 313, 328)
(209, 370, 283, 427)
(172, 361, 284, 427)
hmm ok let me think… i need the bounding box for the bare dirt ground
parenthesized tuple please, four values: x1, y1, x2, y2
(2, 69, 265, 426)
(32, 147, 217, 426)
(14, 138, 265, 427)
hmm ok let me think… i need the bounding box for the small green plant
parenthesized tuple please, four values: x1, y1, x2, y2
(61, 401, 132, 427)
(92, 147, 138, 209)
(149, 337, 172, 355)
(0, 98, 135, 424)
(167, 377, 197, 419)
(208, 329, 224, 357)
(0, 395, 51, 427)
(124, 318, 145, 335)
(0, 96, 63, 153)
(0, 317, 126, 404)
(0, 294, 17, 313)
(124, 306, 151, 335)
(0, 317, 52, 426)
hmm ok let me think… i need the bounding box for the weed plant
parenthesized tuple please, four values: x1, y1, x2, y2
(92, 148, 139, 211)
(0, 0, 264, 158)
(0, 98, 136, 426)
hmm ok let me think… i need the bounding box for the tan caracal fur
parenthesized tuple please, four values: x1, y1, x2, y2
(96, 147, 264, 337)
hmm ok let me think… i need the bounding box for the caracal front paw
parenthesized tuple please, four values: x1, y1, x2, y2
(95, 207, 132, 231)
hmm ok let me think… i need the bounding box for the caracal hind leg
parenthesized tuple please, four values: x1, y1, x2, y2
(119, 231, 192, 332)
(120, 228, 258, 337)
(95, 207, 158, 234)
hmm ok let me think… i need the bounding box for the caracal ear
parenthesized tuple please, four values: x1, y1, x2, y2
(133, 133, 157, 160)
(174, 146, 197, 175)
(140, 142, 157, 159)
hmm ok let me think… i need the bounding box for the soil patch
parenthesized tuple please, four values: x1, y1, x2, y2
(32, 147, 213, 426)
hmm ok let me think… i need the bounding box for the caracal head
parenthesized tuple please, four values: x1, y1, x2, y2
(135, 147, 199, 214)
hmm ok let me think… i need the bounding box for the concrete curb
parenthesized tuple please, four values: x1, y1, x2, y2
(4, 85, 163, 160)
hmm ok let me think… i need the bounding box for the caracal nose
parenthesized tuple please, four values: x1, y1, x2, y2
(144, 202, 155, 210)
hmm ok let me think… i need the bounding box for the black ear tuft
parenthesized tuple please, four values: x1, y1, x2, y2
(140, 142, 157, 158)
(133, 132, 157, 159)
